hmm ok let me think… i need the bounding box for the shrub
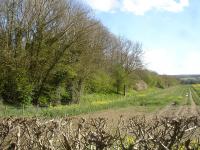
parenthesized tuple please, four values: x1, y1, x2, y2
(86, 70, 114, 93)
(38, 96, 49, 107)
(60, 91, 71, 105)
(49, 86, 71, 105)
(1, 69, 33, 106)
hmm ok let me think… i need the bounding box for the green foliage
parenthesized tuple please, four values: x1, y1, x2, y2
(60, 92, 71, 105)
(133, 70, 157, 87)
(0, 0, 179, 107)
(16, 75, 33, 106)
(50, 86, 71, 105)
(191, 84, 200, 105)
(0, 85, 187, 117)
(38, 96, 49, 106)
(132, 70, 180, 89)
(112, 64, 127, 93)
(1, 69, 33, 106)
(86, 70, 114, 93)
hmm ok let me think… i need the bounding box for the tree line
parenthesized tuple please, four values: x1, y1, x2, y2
(0, 0, 179, 106)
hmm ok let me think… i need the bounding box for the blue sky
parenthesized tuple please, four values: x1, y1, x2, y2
(83, 0, 200, 75)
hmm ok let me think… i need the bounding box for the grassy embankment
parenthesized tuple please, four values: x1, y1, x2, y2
(0, 85, 189, 118)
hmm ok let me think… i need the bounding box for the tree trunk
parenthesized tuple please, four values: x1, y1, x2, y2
(67, 78, 84, 104)
(73, 79, 84, 104)
(123, 84, 126, 96)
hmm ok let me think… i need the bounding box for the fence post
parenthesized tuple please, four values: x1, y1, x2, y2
(22, 104, 25, 116)
(124, 84, 126, 96)
(36, 105, 38, 117)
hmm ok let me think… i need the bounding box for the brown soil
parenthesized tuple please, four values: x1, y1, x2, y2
(157, 89, 200, 118)
(77, 106, 150, 125)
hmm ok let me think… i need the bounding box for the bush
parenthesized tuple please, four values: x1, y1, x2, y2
(61, 93, 71, 105)
(38, 96, 49, 107)
(1, 69, 33, 106)
(49, 86, 71, 105)
(86, 70, 114, 93)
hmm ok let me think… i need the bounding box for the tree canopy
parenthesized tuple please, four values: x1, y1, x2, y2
(0, 0, 179, 106)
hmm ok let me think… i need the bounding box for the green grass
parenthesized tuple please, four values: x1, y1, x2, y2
(191, 84, 200, 105)
(0, 85, 189, 118)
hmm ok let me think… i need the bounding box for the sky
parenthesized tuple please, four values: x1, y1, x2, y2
(83, 0, 200, 75)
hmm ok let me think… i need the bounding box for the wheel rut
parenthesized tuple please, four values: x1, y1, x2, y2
(189, 88, 200, 116)
(157, 88, 200, 118)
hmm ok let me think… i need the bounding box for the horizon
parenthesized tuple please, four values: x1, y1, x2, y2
(83, 0, 200, 75)
(148, 71, 200, 76)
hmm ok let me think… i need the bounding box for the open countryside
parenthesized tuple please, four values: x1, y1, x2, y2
(1, 0, 200, 149)
(1, 85, 200, 118)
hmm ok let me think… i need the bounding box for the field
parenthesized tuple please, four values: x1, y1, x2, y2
(0, 85, 198, 118)
(1, 85, 200, 149)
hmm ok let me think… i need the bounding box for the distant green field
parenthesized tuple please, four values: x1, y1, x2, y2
(0, 85, 189, 118)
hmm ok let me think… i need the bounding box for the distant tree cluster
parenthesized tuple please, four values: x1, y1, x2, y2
(0, 0, 179, 106)
(132, 70, 180, 89)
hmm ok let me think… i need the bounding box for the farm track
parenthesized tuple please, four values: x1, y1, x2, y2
(81, 87, 200, 122)
(157, 88, 200, 118)
(190, 89, 200, 116)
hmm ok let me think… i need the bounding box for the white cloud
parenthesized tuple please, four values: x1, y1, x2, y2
(84, 0, 118, 12)
(122, 0, 189, 15)
(84, 0, 189, 15)
(144, 48, 177, 74)
(182, 50, 200, 75)
(144, 49, 200, 75)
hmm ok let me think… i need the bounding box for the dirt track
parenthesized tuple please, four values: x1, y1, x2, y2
(80, 88, 200, 122)
(158, 88, 200, 118)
